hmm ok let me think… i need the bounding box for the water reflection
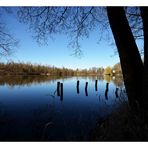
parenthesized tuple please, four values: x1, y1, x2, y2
(104, 75, 111, 83)
(0, 75, 65, 87)
(0, 75, 123, 87)
(0, 75, 126, 141)
(97, 75, 104, 81)
(0, 75, 124, 100)
(112, 75, 123, 88)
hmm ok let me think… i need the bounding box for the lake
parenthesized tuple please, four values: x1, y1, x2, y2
(0, 75, 127, 141)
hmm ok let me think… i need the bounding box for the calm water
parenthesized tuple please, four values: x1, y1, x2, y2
(0, 75, 126, 141)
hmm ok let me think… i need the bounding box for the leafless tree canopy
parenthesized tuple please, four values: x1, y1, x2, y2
(17, 7, 143, 56)
(0, 8, 18, 57)
(126, 7, 143, 40)
(17, 7, 109, 56)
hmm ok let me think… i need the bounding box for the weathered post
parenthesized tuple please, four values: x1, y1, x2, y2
(60, 83, 63, 101)
(105, 83, 109, 100)
(57, 81, 60, 96)
(85, 82, 88, 96)
(115, 87, 119, 98)
(76, 80, 80, 94)
(95, 80, 98, 91)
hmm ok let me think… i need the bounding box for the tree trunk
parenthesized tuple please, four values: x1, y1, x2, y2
(107, 7, 144, 110)
(140, 7, 148, 115)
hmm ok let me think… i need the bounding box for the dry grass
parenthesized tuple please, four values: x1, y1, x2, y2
(91, 102, 148, 141)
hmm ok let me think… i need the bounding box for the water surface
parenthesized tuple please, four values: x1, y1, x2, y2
(0, 75, 126, 141)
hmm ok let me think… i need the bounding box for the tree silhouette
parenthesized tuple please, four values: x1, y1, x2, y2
(107, 7, 144, 111)
(140, 7, 148, 116)
(17, 7, 108, 56)
(0, 8, 18, 57)
(126, 7, 143, 41)
(17, 7, 147, 114)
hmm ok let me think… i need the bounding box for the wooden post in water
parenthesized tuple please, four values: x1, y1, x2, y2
(85, 82, 88, 96)
(57, 81, 60, 96)
(60, 83, 63, 101)
(105, 83, 109, 100)
(115, 87, 119, 98)
(76, 80, 80, 94)
(95, 80, 98, 91)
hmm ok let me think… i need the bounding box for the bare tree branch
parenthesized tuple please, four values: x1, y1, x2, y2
(17, 7, 143, 56)
(17, 7, 109, 56)
(0, 7, 18, 57)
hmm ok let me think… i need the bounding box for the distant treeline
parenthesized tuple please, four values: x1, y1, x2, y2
(0, 62, 122, 76)
(0, 62, 75, 76)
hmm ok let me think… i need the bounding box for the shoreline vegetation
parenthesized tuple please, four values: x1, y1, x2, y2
(91, 102, 148, 141)
(0, 62, 122, 76)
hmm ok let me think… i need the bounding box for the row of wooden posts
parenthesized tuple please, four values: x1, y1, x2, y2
(56, 80, 119, 101)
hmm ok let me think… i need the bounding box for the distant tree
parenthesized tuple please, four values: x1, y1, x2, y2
(92, 67, 97, 73)
(104, 66, 112, 75)
(112, 63, 122, 75)
(97, 67, 104, 75)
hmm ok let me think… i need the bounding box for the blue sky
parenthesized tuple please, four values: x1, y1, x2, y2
(1, 7, 123, 70)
